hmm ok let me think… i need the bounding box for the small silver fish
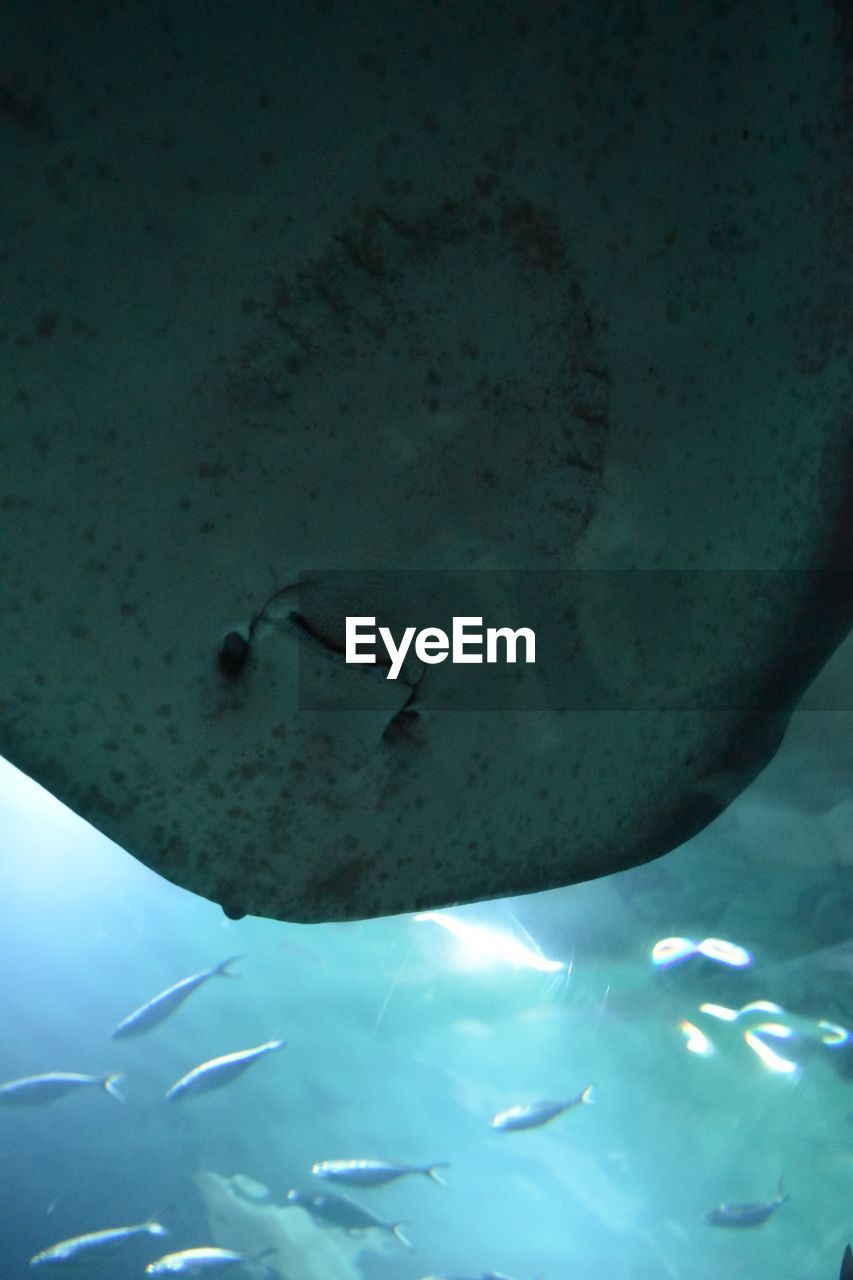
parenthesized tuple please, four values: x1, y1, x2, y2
(164, 1039, 285, 1102)
(0, 1071, 125, 1107)
(145, 1246, 276, 1275)
(310, 1158, 449, 1188)
(706, 1178, 788, 1228)
(30, 1217, 167, 1267)
(490, 1085, 594, 1131)
(286, 1188, 412, 1246)
(113, 957, 241, 1038)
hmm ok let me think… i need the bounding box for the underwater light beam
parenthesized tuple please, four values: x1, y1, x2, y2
(413, 911, 565, 972)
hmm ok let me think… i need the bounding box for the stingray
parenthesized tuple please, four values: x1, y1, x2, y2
(0, 1, 851, 923)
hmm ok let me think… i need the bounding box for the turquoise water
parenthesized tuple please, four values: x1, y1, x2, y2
(2, 691, 851, 1280)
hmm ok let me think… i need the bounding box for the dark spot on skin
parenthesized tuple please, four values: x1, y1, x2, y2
(475, 173, 499, 197)
(358, 52, 387, 80)
(311, 854, 372, 903)
(35, 314, 57, 338)
(0, 82, 55, 139)
(498, 200, 565, 273)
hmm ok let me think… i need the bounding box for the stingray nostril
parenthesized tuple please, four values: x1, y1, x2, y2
(217, 630, 251, 680)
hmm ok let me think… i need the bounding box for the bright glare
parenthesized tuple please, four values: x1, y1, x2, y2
(744, 1028, 799, 1075)
(751, 1022, 794, 1040)
(651, 937, 696, 967)
(697, 937, 753, 967)
(651, 936, 752, 969)
(818, 1021, 850, 1047)
(413, 911, 566, 972)
(679, 1020, 713, 1055)
(699, 1003, 739, 1022)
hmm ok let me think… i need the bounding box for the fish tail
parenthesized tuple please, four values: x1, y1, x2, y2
(578, 1084, 595, 1106)
(425, 1163, 450, 1186)
(215, 955, 243, 978)
(252, 1247, 277, 1263)
(776, 1175, 788, 1203)
(391, 1222, 414, 1249)
(102, 1072, 126, 1101)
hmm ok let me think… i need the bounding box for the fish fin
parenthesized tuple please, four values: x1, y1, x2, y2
(102, 1072, 125, 1101)
(215, 955, 243, 978)
(425, 1163, 450, 1186)
(841, 1244, 853, 1280)
(391, 1222, 414, 1249)
(578, 1084, 595, 1105)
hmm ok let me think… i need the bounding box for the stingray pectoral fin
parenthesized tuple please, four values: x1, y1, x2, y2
(0, 0, 851, 925)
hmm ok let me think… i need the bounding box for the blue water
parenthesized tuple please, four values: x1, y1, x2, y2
(2, 690, 851, 1280)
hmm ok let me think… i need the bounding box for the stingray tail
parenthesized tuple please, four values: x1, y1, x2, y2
(424, 1163, 450, 1186)
(102, 1072, 125, 1102)
(391, 1222, 413, 1249)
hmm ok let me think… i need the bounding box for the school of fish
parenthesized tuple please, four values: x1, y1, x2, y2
(3, 954, 849, 1276)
